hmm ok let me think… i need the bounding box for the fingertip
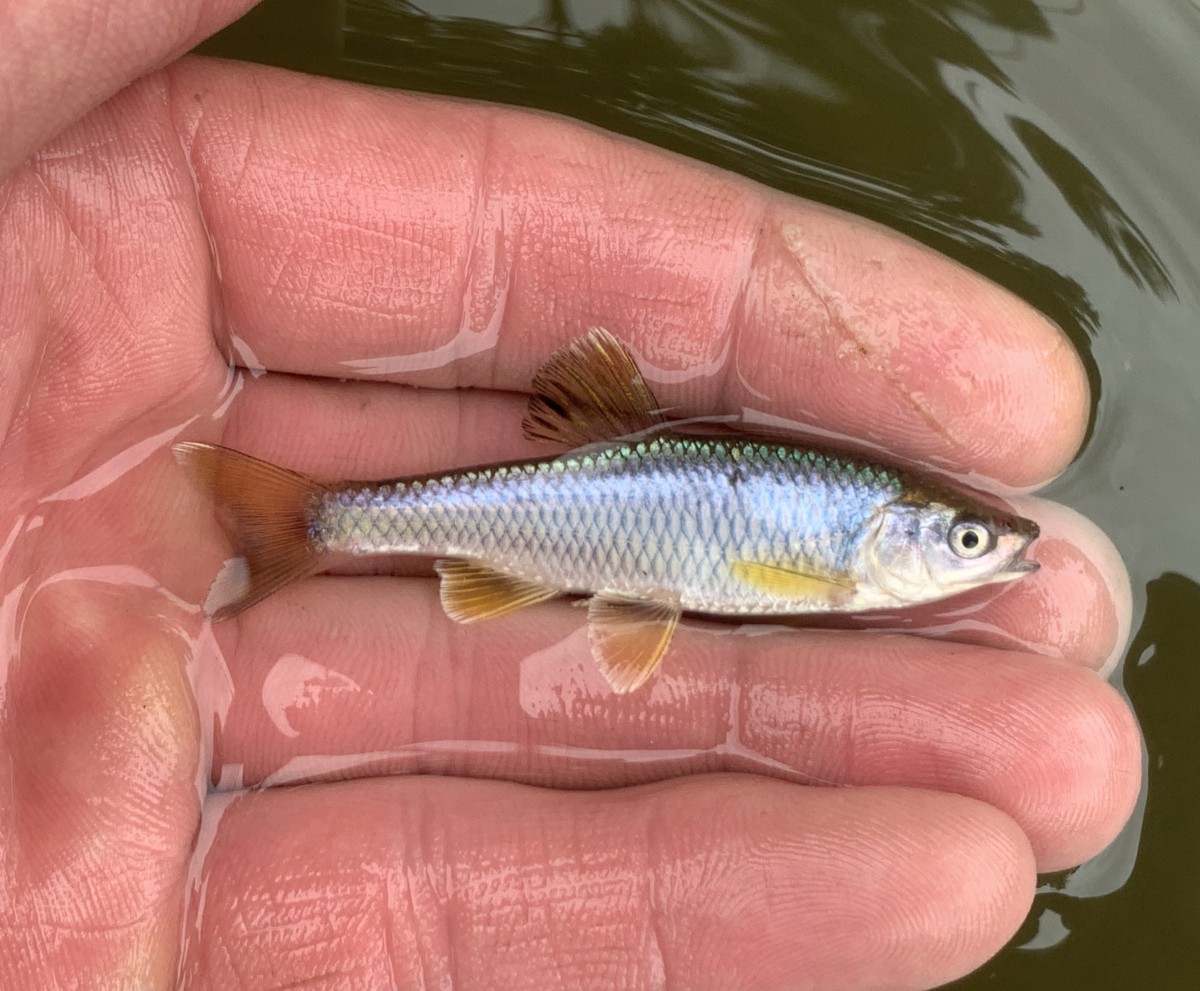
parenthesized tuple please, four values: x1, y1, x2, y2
(878, 791, 1037, 984)
(981, 308, 1090, 488)
(706, 785, 1038, 991)
(1007, 671, 1143, 872)
(731, 626, 1142, 875)
(738, 200, 1089, 486)
(985, 498, 1132, 674)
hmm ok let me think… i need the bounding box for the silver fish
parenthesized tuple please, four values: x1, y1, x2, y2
(175, 328, 1039, 692)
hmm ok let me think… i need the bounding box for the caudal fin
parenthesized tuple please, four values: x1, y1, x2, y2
(173, 442, 326, 620)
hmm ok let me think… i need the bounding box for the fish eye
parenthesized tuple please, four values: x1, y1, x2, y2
(948, 520, 995, 559)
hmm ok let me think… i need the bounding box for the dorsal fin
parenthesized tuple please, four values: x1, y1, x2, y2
(522, 328, 668, 447)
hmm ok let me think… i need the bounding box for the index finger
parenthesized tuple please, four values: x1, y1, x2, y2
(169, 57, 1087, 487)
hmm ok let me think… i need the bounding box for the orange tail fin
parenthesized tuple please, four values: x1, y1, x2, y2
(173, 442, 327, 620)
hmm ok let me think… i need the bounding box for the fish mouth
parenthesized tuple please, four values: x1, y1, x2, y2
(996, 526, 1041, 581)
(1004, 558, 1040, 577)
(984, 556, 1039, 586)
(987, 558, 1039, 585)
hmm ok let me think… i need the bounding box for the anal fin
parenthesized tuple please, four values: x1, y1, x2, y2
(587, 592, 682, 694)
(434, 559, 561, 623)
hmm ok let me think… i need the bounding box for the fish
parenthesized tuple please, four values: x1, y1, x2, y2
(174, 328, 1040, 693)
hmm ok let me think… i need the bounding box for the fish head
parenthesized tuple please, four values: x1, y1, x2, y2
(864, 492, 1040, 605)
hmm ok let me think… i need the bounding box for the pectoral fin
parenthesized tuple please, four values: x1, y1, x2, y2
(523, 327, 668, 446)
(587, 593, 681, 693)
(435, 559, 561, 622)
(731, 560, 855, 607)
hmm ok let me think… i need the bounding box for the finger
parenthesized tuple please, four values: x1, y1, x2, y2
(209, 571, 1138, 873)
(167, 57, 1087, 486)
(0, 0, 255, 177)
(208, 370, 1126, 670)
(0, 579, 199, 984)
(181, 776, 1035, 991)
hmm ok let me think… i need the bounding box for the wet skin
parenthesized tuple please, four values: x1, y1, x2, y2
(0, 2, 1140, 989)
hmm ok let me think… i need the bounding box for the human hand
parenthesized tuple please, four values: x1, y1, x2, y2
(0, 2, 1140, 988)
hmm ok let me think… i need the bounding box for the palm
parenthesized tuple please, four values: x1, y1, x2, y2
(0, 55, 1137, 991)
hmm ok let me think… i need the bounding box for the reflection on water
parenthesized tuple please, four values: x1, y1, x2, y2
(1011, 118, 1174, 299)
(984, 572, 1195, 985)
(1122, 572, 1200, 928)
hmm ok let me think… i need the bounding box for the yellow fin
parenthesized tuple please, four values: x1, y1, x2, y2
(522, 327, 667, 446)
(731, 560, 855, 605)
(173, 443, 326, 620)
(434, 559, 561, 623)
(587, 593, 681, 694)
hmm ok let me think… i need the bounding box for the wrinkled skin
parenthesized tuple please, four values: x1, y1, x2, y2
(0, 2, 1141, 989)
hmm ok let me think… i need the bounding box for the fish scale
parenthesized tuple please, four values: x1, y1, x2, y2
(314, 435, 904, 615)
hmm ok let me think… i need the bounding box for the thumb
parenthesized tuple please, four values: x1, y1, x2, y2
(0, 0, 257, 177)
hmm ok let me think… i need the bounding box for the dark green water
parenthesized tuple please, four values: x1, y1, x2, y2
(199, 1, 1200, 986)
